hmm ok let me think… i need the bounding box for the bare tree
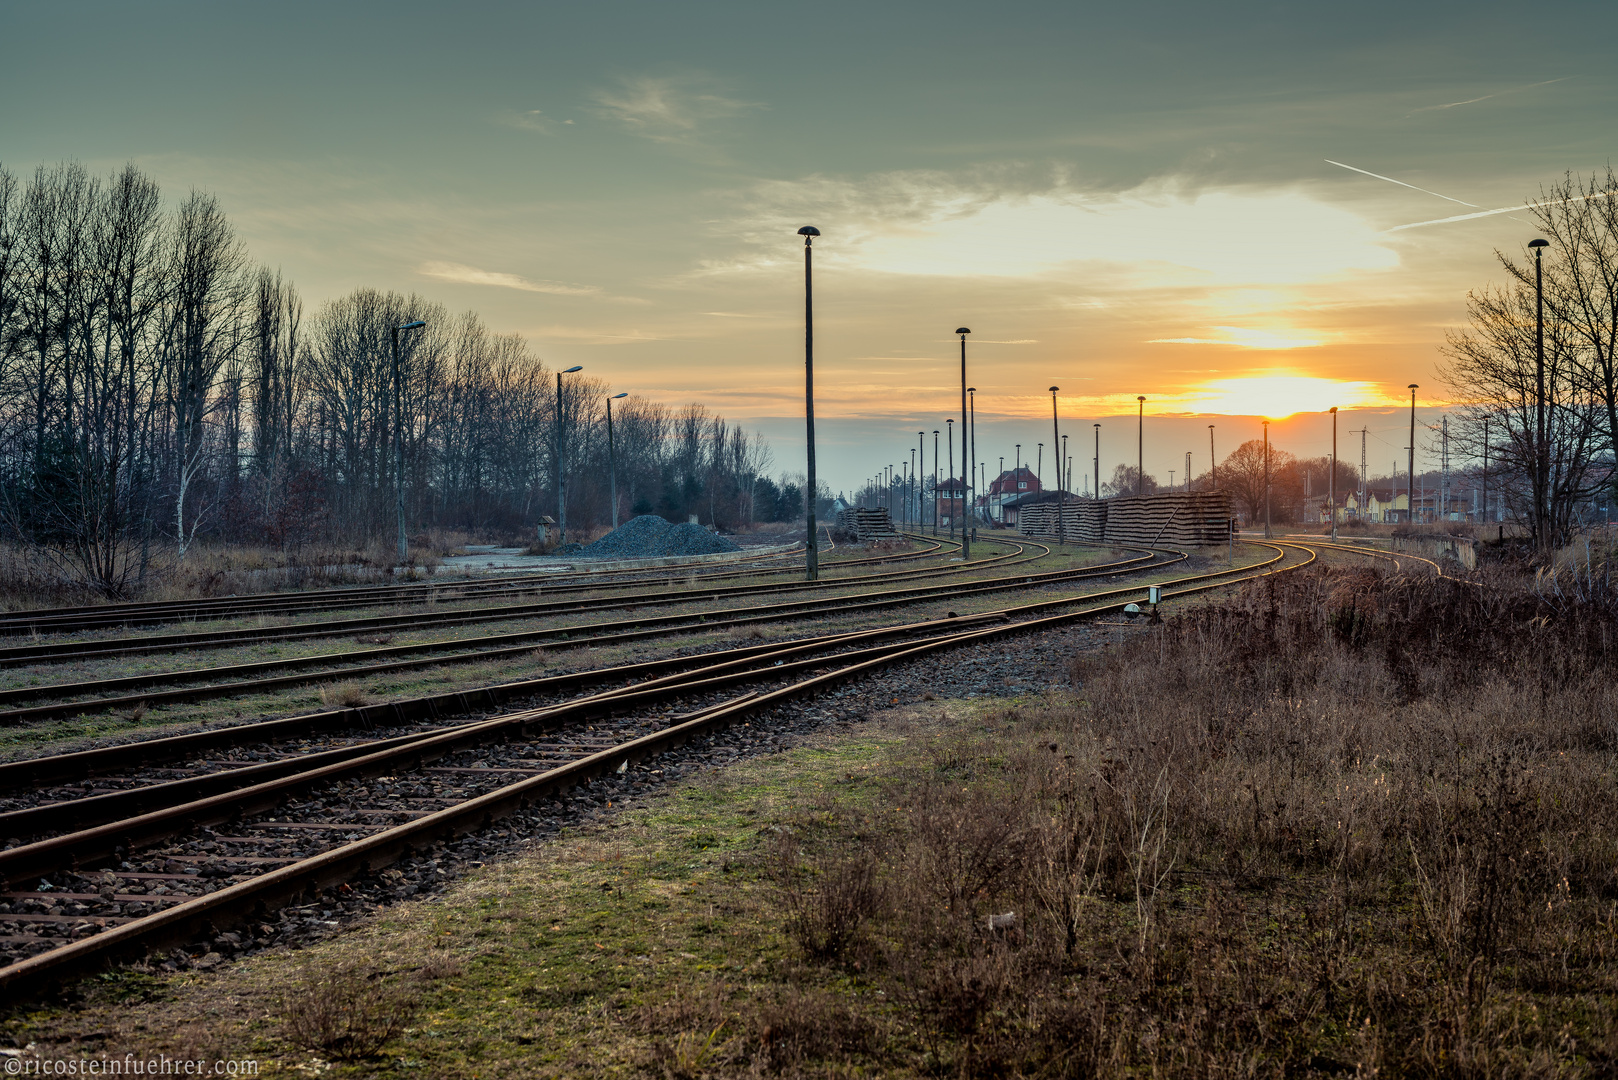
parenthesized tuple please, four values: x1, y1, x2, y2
(1441, 277, 1607, 548)
(157, 191, 246, 556)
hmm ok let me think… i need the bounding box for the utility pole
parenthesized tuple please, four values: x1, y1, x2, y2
(1441, 415, 1450, 522)
(1530, 238, 1550, 550)
(917, 432, 925, 531)
(947, 419, 956, 541)
(967, 386, 978, 545)
(1329, 406, 1338, 542)
(1262, 419, 1272, 539)
(933, 430, 940, 535)
(606, 392, 627, 529)
(1208, 425, 1216, 491)
(957, 329, 971, 559)
(1184, 451, 1192, 492)
(1061, 434, 1069, 493)
(1482, 416, 1489, 525)
(1136, 396, 1145, 495)
(1407, 384, 1419, 526)
(1348, 428, 1367, 520)
(555, 364, 584, 546)
(799, 225, 821, 581)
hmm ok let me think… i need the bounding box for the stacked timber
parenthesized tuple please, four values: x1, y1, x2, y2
(1102, 492, 1232, 546)
(1016, 500, 1106, 544)
(836, 507, 899, 541)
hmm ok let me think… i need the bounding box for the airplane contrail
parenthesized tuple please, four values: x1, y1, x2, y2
(1386, 189, 1618, 233)
(1408, 76, 1574, 114)
(1324, 160, 1481, 207)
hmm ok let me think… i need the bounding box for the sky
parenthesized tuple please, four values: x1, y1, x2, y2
(3, 0, 1614, 495)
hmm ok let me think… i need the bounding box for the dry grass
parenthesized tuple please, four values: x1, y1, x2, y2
(278, 958, 435, 1060)
(317, 680, 370, 708)
(749, 565, 1618, 1075)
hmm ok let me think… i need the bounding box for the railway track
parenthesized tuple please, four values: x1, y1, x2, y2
(0, 535, 960, 637)
(0, 538, 1316, 999)
(0, 535, 1004, 671)
(0, 537, 1173, 724)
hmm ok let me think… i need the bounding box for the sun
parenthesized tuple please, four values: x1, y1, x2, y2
(1186, 376, 1387, 419)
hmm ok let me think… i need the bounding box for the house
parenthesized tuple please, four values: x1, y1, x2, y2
(1000, 489, 1074, 528)
(983, 467, 1041, 523)
(934, 478, 968, 526)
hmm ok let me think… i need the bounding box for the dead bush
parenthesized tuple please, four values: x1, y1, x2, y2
(776, 837, 882, 963)
(318, 680, 370, 707)
(279, 960, 420, 1059)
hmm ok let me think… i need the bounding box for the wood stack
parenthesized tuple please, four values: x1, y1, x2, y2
(1102, 492, 1232, 545)
(1016, 493, 1232, 546)
(836, 507, 899, 540)
(1016, 500, 1106, 544)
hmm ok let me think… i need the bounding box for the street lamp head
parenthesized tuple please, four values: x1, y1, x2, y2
(798, 225, 820, 237)
(1329, 406, 1338, 414)
(1408, 383, 1418, 390)
(1529, 238, 1549, 249)
(610, 392, 628, 399)
(397, 320, 426, 331)
(956, 327, 971, 335)
(563, 366, 584, 374)
(967, 386, 976, 393)
(1137, 395, 1145, 402)
(1049, 385, 1059, 392)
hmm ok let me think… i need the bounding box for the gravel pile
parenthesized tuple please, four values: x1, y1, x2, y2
(580, 515, 741, 559)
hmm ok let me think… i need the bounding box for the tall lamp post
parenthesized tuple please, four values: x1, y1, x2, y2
(1208, 425, 1216, 490)
(1407, 384, 1419, 525)
(606, 392, 628, 529)
(1329, 406, 1338, 542)
(1061, 433, 1069, 492)
(946, 419, 956, 540)
(956, 329, 971, 558)
(917, 431, 925, 530)
(389, 319, 426, 564)
(966, 386, 977, 543)
(932, 430, 941, 534)
(799, 226, 821, 580)
(556, 365, 584, 545)
(1262, 419, 1272, 539)
(1093, 424, 1100, 500)
(1049, 386, 1062, 493)
(910, 446, 917, 527)
(1136, 396, 1146, 496)
(1530, 237, 1550, 550)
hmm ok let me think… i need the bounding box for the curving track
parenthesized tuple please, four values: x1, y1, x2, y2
(0, 537, 1325, 998)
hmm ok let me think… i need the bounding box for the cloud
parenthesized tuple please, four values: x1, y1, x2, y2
(418, 261, 601, 296)
(722, 171, 1399, 287)
(495, 109, 560, 134)
(590, 75, 760, 142)
(1150, 326, 1325, 349)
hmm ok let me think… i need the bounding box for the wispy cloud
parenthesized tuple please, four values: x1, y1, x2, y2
(590, 75, 761, 142)
(1409, 77, 1574, 115)
(418, 261, 601, 296)
(495, 109, 561, 134)
(716, 170, 1397, 286)
(1150, 327, 1324, 349)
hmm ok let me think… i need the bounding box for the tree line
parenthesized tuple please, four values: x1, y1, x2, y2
(0, 161, 790, 596)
